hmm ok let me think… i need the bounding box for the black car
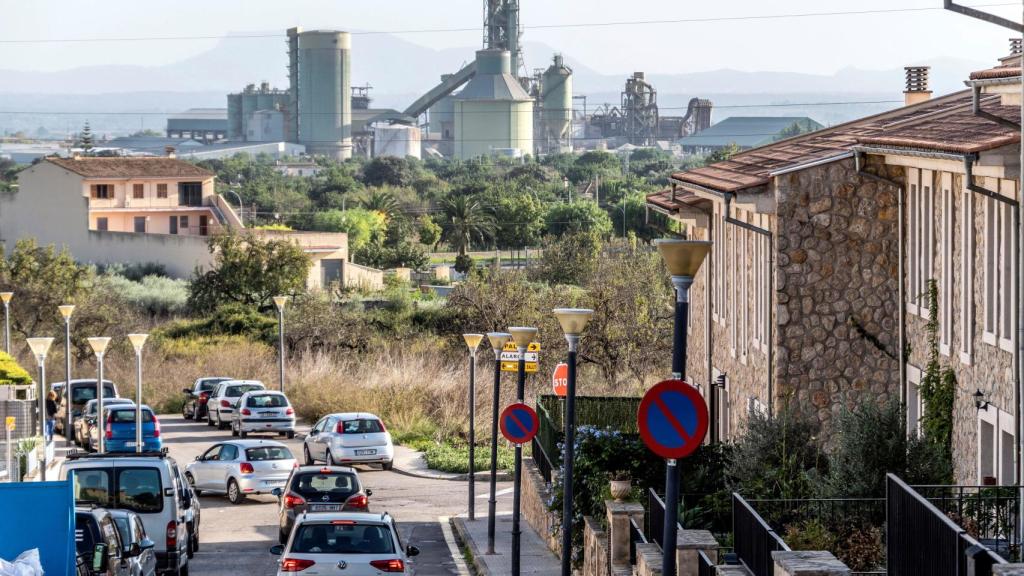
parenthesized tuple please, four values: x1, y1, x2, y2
(76, 505, 151, 576)
(271, 465, 371, 544)
(181, 377, 232, 421)
(56, 379, 118, 438)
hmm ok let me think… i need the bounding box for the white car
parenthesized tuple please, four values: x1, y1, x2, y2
(185, 439, 296, 504)
(303, 413, 395, 470)
(269, 512, 418, 575)
(231, 390, 296, 439)
(207, 380, 266, 430)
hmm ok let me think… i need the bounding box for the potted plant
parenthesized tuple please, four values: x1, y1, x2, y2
(609, 471, 632, 501)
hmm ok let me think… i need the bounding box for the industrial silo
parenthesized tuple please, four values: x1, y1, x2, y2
(453, 49, 533, 159)
(541, 54, 573, 153)
(297, 30, 352, 160)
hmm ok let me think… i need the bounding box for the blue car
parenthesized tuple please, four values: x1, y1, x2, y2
(90, 405, 162, 452)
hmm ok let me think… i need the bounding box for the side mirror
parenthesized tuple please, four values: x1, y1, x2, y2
(139, 538, 155, 551)
(365, 489, 373, 497)
(92, 544, 108, 571)
(182, 388, 193, 395)
(308, 429, 318, 436)
(271, 487, 283, 497)
(126, 543, 141, 558)
(194, 456, 201, 461)
(406, 545, 420, 557)
(269, 544, 284, 556)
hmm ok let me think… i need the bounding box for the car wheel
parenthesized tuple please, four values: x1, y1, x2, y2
(231, 423, 239, 437)
(191, 532, 199, 553)
(382, 461, 394, 471)
(303, 445, 314, 465)
(326, 449, 336, 466)
(227, 480, 244, 505)
(287, 431, 296, 440)
(185, 473, 202, 496)
(206, 414, 214, 427)
(186, 533, 194, 559)
(179, 563, 190, 576)
(182, 403, 189, 419)
(239, 430, 248, 439)
(279, 529, 288, 545)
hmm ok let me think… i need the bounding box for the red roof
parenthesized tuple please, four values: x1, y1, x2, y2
(858, 102, 1019, 155)
(46, 156, 213, 179)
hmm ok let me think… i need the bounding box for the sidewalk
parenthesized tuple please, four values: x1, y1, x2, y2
(452, 512, 561, 575)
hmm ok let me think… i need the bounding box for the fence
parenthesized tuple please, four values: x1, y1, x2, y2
(0, 400, 38, 441)
(697, 550, 715, 576)
(647, 489, 670, 550)
(733, 493, 790, 576)
(538, 394, 640, 434)
(530, 436, 555, 484)
(911, 484, 1019, 561)
(629, 516, 647, 565)
(534, 401, 559, 483)
(887, 474, 1006, 576)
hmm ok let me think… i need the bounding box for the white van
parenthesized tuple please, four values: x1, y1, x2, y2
(61, 450, 199, 576)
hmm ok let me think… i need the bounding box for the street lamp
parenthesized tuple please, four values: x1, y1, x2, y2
(654, 239, 711, 576)
(463, 333, 484, 521)
(553, 308, 593, 576)
(87, 337, 111, 454)
(485, 331, 511, 554)
(58, 305, 75, 440)
(0, 292, 13, 355)
(273, 296, 288, 393)
(127, 334, 148, 453)
(26, 337, 54, 481)
(506, 325, 537, 576)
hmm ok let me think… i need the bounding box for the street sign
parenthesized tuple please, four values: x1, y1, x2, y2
(500, 341, 541, 373)
(552, 363, 568, 397)
(499, 403, 539, 445)
(4, 416, 13, 431)
(637, 379, 708, 459)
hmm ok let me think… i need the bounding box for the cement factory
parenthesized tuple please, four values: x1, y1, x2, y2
(185, 0, 715, 161)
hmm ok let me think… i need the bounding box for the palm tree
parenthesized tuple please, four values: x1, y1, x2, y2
(358, 188, 400, 219)
(440, 195, 495, 261)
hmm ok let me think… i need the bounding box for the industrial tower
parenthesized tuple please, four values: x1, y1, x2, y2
(484, 0, 523, 78)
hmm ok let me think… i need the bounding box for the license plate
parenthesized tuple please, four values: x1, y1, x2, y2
(263, 480, 283, 486)
(260, 412, 275, 418)
(355, 449, 376, 456)
(125, 442, 137, 447)
(309, 504, 342, 512)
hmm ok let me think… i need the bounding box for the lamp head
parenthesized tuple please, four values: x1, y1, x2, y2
(0, 292, 12, 304)
(507, 327, 537, 350)
(655, 239, 712, 278)
(462, 333, 484, 353)
(58, 304, 75, 320)
(26, 337, 54, 359)
(127, 333, 149, 354)
(87, 337, 112, 357)
(553, 308, 594, 337)
(486, 332, 512, 352)
(273, 295, 289, 311)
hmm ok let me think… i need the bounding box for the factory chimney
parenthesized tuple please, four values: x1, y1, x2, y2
(904, 66, 931, 106)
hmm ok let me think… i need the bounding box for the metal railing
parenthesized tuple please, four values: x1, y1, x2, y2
(538, 394, 641, 434)
(647, 488, 669, 550)
(911, 484, 1020, 560)
(629, 516, 647, 565)
(530, 436, 554, 484)
(732, 493, 790, 576)
(697, 550, 715, 576)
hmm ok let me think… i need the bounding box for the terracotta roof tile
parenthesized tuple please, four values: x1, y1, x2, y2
(969, 66, 1021, 80)
(46, 156, 214, 179)
(857, 102, 1019, 154)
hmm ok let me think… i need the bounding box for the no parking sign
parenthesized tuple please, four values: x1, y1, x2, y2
(637, 379, 708, 459)
(499, 403, 539, 446)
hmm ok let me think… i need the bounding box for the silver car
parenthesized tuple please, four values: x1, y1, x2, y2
(231, 390, 296, 439)
(207, 380, 266, 430)
(185, 439, 296, 505)
(303, 413, 395, 470)
(109, 509, 158, 576)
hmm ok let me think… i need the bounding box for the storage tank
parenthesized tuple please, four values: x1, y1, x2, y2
(453, 49, 533, 160)
(298, 30, 352, 160)
(541, 54, 573, 152)
(373, 124, 422, 159)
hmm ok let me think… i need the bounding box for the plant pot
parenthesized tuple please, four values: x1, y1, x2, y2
(610, 479, 632, 502)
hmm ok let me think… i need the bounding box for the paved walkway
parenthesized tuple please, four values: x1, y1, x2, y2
(452, 512, 561, 575)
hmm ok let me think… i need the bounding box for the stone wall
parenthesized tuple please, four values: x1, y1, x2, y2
(521, 458, 562, 556)
(582, 516, 610, 576)
(773, 157, 902, 441)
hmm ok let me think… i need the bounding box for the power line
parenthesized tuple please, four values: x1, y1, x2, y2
(0, 3, 1016, 44)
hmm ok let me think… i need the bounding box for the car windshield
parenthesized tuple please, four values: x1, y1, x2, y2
(246, 394, 288, 408)
(198, 378, 229, 392)
(291, 472, 358, 499)
(109, 409, 154, 423)
(226, 384, 262, 397)
(291, 523, 394, 554)
(340, 419, 384, 434)
(245, 446, 292, 461)
(72, 384, 116, 403)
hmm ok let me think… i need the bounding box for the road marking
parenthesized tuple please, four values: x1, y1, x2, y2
(438, 516, 471, 575)
(477, 487, 514, 499)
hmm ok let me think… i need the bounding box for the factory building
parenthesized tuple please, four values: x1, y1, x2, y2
(295, 30, 353, 160)
(166, 108, 228, 141)
(226, 83, 291, 142)
(537, 54, 573, 154)
(453, 49, 533, 160)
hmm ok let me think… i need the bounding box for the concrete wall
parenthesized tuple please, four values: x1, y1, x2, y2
(454, 100, 534, 160)
(521, 457, 562, 556)
(582, 517, 610, 576)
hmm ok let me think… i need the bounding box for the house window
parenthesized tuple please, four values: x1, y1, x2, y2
(96, 217, 108, 231)
(747, 397, 767, 418)
(91, 184, 112, 199)
(133, 217, 146, 233)
(960, 189, 974, 364)
(132, 183, 144, 199)
(979, 408, 997, 484)
(998, 409, 1016, 485)
(906, 364, 923, 437)
(740, 212, 749, 363)
(983, 183, 1016, 351)
(940, 174, 952, 356)
(751, 215, 770, 353)
(729, 210, 737, 357)
(713, 205, 724, 325)
(157, 183, 168, 199)
(907, 168, 934, 317)
(179, 215, 189, 233)
(178, 182, 203, 207)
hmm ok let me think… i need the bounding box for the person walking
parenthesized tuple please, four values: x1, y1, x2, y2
(45, 391, 58, 442)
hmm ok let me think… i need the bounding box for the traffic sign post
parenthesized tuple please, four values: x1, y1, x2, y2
(637, 379, 709, 459)
(4, 416, 11, 481)
(499, 403, 539, 445)
(506, 327, 537, 576)
(485, 332, 511, 555)
(500, 341, 540, 373)
(551, 363, 568, 397)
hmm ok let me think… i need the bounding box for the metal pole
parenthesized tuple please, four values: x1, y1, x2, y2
(37, 359, 46, 481)
(663, 276, 691, 576)
(468, 351, 476, 521)
(135, 350, 143, 453)
(560, 339, 579, 576)
(487, 349, 501, 554)
(3, 302, 9, 355)
(97, 355, 105, 455)
(5, 423, 10, 482)
(64, 318, 72, 440)
(278, 307, 285, 393)
(512, 348, 526, 576)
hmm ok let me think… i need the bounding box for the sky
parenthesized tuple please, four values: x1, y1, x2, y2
(0, 0, 1019, 76)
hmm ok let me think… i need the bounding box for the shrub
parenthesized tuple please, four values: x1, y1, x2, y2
(102, 274, 188, 317)
(728, 406, 826, 500)
(422, 441, 515, 474)
(160, 303, 276, 344)
(0, 351, 32, 385)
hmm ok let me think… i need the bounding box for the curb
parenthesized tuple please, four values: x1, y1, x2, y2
(391, 464, 513, 482)
(450, 516, 488, 576)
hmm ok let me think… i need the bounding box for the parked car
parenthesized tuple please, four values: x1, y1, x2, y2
(185, 439, 296, 505)
(231, 390, 296, 439)
(56, 379, 119, 438)
(181, 377, 233, 421)
(88, 405, 161, 453)
(109, 508, 158, 576)
(207, 380, 266, 430)
(271, 465, 371, 543)
(62, 450, 198, 576)
(303, 413, 395, 470)
(269, 512, 418, 575)
(76, 398, 134, 449)
(75, 505, 133, 576)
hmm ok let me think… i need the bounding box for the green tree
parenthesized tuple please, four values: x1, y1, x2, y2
(356, 241, 429, 270)
(567, 151, 620, 184)
(357, 187, 400, 219)
(78, 121, 94, 153)
(416, 215, 442, 248)
(188, 232, 311, 313)
(494, 193, 545, 249)
(439, 196, 495, 262)
(362, 156, 418, 187)
(728, 406, 826, 500)
(544, 201, 613, 238)
(531, 231, 602, 286)
(309, 208, 387, 252)
(707, 143, 742, 163)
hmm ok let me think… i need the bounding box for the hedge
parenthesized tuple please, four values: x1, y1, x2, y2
(0, 351, 32, 385)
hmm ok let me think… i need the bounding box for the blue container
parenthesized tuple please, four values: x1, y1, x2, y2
(0, 478, 76, 575)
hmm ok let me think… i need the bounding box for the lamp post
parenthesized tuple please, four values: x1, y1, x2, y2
(507, 326, 537, 576)
(485, 331, 511, 554)
(0, 292, 13, 355)
(553, 308, 593, 576)
(654, 239, 711, 576)
(26, 337, 54, 481)
(128, 334, 148, 453)
(273, 296, 288, 393)
(58, 305, 75, 440)
(463, 333, 484, 520)
(87, 337, 111, 455)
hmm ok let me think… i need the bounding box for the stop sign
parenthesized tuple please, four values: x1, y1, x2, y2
(552, 362, 568, 397)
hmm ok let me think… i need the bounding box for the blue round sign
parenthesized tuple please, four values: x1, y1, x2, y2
(500, 403, 539, 445)
(637, 379, 709, 459)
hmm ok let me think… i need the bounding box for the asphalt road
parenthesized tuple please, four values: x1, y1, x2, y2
(161, 413, 511, 576)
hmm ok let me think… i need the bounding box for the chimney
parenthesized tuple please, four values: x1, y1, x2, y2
(904, 66, 931, 106)
(165, 146, 176, 159)
(999, 38, 1023, 68)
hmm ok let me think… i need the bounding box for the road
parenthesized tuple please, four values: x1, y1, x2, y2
(161, 414, 512, 576)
